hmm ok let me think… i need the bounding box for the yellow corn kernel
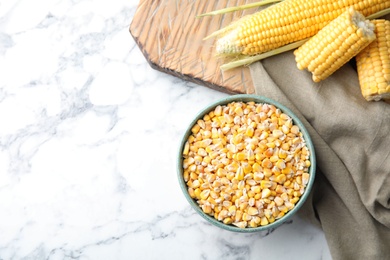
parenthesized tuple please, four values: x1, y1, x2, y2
(255, 153, 266, 162)
(278, 149, 287, 159)
(274, 196, 284, 207)
(260, 180, 272, 189)
(188, 187, 196, 198)
(266, 209, 274, 219)
(266, 142, 276, 149)
(228, 205, 237, 215)
(252, 162, 261, 173)
(264, 147, 273, 157)
(235, 166, 244, 181)
(276, 211, 285, 219)
(235, 210, 243, 222)
(232, 134, 243, 145)
(242, 212, 251, 222)
(305, 160, 311, 167)
(202, 155, 211, 164)
(356, 19, 390, 101)
(278, 205, 288, 213)
(246, 149, 255, 161)
(275, 159, 286, 169)
(214, 105, 222, 116)
(283, 180, 291, 188)
(226, 172, 235, 181)
(192, 124, 201, 134)
(183, 170, 190, 182)
(249, 219, 258, 228)
(247, 207, 259, 216)
(275, 185, 285, 194)
(280, 192, 289, 201)
(270, 181, 277, 190)
(260, 216, 269, 226)
(218, 210, 229, 221)
(223, 217, 233, 225)
(262, 188, 271, 198)
(293, 190, 302, 198)
(189, 171, 198, 180)
(281, 142, 290, 151)
(285, 201, 295, 210)
(275, 174, 287, 184)
(267, 215, 275, 223)
(228, 161, 239, 172)
(233, 221, 247, 229)
(237, 180, 245, 191)
(234, 106, 243, 116)
(194, 155, 203, 165)
(243, 164, 253, 175)
(239, 201, 249, 212)
(202, 204, 212, 214)
(235, 152, 246, 161)
(270, 155, 279, 163)
(302, 172, 310, 186)
(253, 173, 263, 182)
(251, 185, 261, 194)
(261, 158, 272, 169)
(262, 168, 272, 178)
(200, 189, 210, 200)
(282, 167, 292, 175)
(209, 190, 219, 199)
(211, 128, 219, 139)
(247, 190, 256, 198)
(245, 126, 254, 137)
(272, 206, 280, 218)
(294, 8, 376, 82)
(191, 179, 200, 189)
(296, 176, 302, 185)
(248, 197, 255, 207)
(290, 197, 300, 204)
(215, 168, 224, 178)
(188, 165, 196, 174)
(194, 188, 201, 199)
(183, 141, 190, 156)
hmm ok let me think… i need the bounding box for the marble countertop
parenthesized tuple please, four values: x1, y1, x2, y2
(0, 0, 331, 259)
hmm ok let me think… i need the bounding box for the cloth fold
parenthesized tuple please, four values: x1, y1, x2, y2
(249, 53, 390, 260)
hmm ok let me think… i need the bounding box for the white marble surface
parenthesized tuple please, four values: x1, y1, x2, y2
(0, 0, 332, 259)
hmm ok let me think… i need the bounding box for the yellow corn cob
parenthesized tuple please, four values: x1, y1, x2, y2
(215, 0, 390, 56)
(294, 8, 376, 82)
(356, 19, 390, 101)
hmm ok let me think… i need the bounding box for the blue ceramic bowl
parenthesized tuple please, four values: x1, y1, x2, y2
(177, 94, 316, 232)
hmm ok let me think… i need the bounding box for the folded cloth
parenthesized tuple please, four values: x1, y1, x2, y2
(249, 52, 390, 259)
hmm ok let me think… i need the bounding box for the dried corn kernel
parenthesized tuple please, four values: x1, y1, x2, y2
(183, 101, 311, 228)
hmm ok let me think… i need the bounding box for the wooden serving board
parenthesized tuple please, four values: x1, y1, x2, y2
(130, 0, 261, 94)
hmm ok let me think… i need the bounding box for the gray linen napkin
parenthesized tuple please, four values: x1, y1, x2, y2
(249, 51, 390, 259)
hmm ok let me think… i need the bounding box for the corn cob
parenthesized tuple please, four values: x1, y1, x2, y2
(356, 19, 390, 101)
(293, 8, 376, 82)
(215, 0, 390, 56)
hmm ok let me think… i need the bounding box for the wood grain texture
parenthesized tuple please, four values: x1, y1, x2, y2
(130, 0, 260, 94)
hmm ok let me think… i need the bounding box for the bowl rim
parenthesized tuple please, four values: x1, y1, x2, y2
(177, 94, 316, 232)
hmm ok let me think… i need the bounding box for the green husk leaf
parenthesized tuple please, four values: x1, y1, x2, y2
(197, 0, 282, 18)
(366, 7, 390, 19)
(220, 39, 308, 71)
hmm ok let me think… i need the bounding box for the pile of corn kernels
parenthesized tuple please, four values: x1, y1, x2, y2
(182, 101, 311, 228)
